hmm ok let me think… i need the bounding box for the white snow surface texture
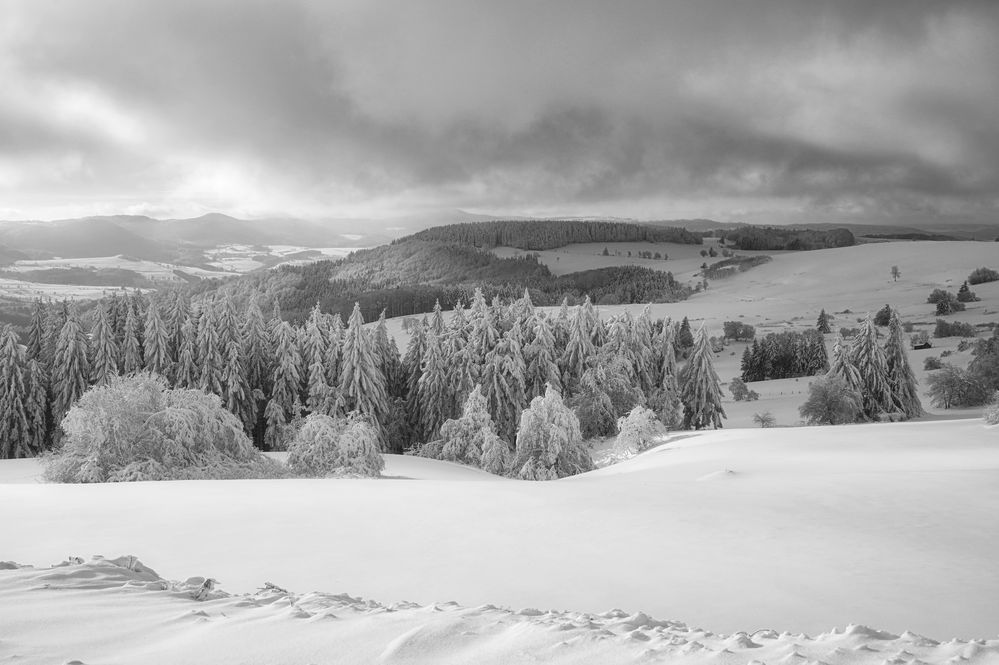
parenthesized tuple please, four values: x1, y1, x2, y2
(2, 419, 999, 663)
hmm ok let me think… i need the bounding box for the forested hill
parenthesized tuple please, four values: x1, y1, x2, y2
(193, 239, 690, 323)
(718, 226, 856, 251)
(404, 220, 703, 250)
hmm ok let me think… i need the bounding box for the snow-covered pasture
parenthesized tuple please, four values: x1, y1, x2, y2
(3, 419, 998, 645)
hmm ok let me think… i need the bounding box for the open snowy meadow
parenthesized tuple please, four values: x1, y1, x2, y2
(3, 416, 999, 664)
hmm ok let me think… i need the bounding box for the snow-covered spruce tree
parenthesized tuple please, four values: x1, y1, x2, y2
(631, 306, 658, 397)
(417, 329, 450, 442)
(43, 300, 69, 368)
(267, 320, 302, 450)
(0, 326, 31, 458)
(799, 375, 863, 425)
(676, 316, 695, 356)
(437, 385, 499, 468)
(648, 323, 683, 429)
(513, 384, 594, 480)
(402, 318, 428, 447)
(26, 300, 47, 363)
(338, 303, 388, 445)
(615, 405, 668, 454)
(580, 296, 604, 346)
(325, 312, 345, 389)
(287, 411, 384, 477)
(306, 355, 332, 416)
(166, 292, 190, 363)
(89, 303, 120, 387)
(119, 305, 143, 376)
(173, 318, 199, 389)
(524, 314, 562, 399)
(803, 328, 829, 375)
(241, 298, 272, 397)
(221, 341, 255, 434)
(467, 288, 498, 379)
(678, 326, 726, 430)
(569, 354, 644, 438)
(850, 315, 893, 419)
(300, 304, 329, 371)
(44, 373, 281, 482)
(816, 309, 832, 334)
(884, 310, 923, 419)
(142, 296, 172, 379)
(444, 304, 475, 419)
(827, 335, 864, 397)
(24, 358, 49, 453)
(52, 312, 91, 427)
(372, 310, 404, 398)
(196, 300, 224, 396)
(560, 306, 595, 394)
(482, 328, 527, 444)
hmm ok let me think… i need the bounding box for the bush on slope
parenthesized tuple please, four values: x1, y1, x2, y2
(287, 412, 384, 477)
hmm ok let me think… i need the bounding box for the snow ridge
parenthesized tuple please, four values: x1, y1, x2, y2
(3, 556, 998, 665)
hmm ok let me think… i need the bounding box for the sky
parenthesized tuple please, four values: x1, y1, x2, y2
(1, 0, 998, 225)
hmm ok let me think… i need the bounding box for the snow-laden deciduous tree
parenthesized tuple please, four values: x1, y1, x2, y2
(0, 326, 31, 458)
(513, 384, 593, 480)
(615, 405, 667, 454)
(287, 411, 384, 477)
(678, 326, 726, 430)
(45, 373, 276, 482)
(884, 310, 923, 419)
(438, 385, 498, 468)
(799, 375, 863, 425)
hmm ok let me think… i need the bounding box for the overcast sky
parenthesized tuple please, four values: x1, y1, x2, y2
(2, 0, 997, 224)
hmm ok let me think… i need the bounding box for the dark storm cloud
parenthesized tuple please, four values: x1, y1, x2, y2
(2, 0, 997, 220)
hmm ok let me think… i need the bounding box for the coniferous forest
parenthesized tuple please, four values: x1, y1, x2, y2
(0, 289, 729, 477)
(0, 284, 940, 479)
(407, 219, 703, 250)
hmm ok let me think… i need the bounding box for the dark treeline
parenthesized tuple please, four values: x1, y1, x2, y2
(703, 255, 772, 279)
(190, 240, 689, 323)
(741, 329, 829, 381)
(405, 220, 703, 250)
(861, 232, 963, 242)
(719, 226, 855, 251)
(0, 289, 730, 460)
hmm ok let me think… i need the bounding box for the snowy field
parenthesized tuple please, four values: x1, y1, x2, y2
(3, 419, 999, 663)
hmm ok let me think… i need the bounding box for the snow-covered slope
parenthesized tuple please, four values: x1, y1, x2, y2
(3, 419, 998, 646)
(5, 554, 998, 665)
